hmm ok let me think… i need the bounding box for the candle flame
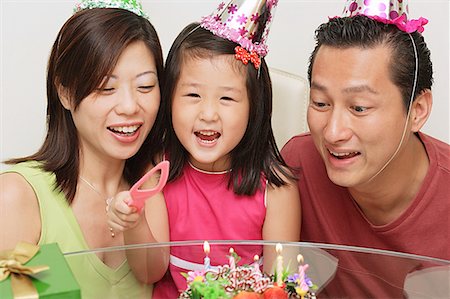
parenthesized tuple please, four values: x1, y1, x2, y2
(297, 254, 304, 264)
(254, 254, 259, 262)
(276, 243, 282, 254)
(203, 241, 210, 255)
(229, 247, 234, 254)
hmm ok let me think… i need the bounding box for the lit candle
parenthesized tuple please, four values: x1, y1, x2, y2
(203, 241, 210, 270)
(275, 243, 283, 285)
(297, 254, 310, 298)
(229, 248, 236, 270)
(297, 254, 304, 274)
(253, 255, 260, 273)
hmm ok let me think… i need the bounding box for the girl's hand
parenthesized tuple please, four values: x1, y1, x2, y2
(106, 190, 142, 232)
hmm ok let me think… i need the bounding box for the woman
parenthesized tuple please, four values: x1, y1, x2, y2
(0, 1, 168, 298)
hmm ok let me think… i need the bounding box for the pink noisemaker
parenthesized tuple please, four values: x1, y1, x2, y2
(128, 160, 170, 212)
(340, 0, 428, 33)
(200, 0, 279, 69)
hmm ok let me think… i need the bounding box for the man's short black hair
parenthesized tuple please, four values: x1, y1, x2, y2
(308, 15, 433, 109)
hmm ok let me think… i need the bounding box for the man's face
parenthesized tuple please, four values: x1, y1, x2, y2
(308, 45, 408, 188)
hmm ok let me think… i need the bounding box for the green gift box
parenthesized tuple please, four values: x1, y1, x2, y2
(0, 242, 80, 299)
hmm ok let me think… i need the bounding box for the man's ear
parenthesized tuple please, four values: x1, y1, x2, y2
(410, 89, 432, 133)
(57, 85, 72, 110)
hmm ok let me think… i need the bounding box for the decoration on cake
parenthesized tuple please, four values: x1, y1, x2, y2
(179, 242, 317, 299)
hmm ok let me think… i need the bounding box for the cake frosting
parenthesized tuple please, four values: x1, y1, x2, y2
(179, 247, 317, 299)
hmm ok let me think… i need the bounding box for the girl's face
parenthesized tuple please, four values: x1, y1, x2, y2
(66, 41, 160, 164)
(172, 54, 250, 172)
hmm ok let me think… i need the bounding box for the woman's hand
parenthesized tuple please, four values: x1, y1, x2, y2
(106, 190, 143, 232)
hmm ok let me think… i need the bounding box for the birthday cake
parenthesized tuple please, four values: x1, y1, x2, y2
(179, 245, 317, 299)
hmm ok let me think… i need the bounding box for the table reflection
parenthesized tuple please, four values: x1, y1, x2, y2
(64, 241, 449, 299)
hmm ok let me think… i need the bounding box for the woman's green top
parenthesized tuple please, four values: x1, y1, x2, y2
(3, 161, 152, 299)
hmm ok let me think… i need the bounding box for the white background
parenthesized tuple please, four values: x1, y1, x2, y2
(1, 0, 449, 170)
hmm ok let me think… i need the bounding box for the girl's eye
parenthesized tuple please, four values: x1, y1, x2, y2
(220, 96, 234, 101)
(186, 93, 200, 98)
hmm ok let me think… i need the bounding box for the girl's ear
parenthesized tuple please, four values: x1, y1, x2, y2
(57, 85, 72, 110)
(410, 89, 432, 133)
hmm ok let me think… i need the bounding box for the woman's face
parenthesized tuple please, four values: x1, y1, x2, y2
(67, 41, 160, 163)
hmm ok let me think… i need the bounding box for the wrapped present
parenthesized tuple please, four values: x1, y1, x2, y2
(0, 242, 80, 298)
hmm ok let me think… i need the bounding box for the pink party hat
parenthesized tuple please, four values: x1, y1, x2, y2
(341, 0, 428, 33)
(200, 0, 279, 58)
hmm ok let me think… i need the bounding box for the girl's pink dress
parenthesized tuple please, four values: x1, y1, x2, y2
(153, 163, 267, 298)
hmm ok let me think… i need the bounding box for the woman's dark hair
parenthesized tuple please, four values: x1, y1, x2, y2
(162, 23, 293, 195)
(5, 8, 165, 203)
(308, 15, 433, 110)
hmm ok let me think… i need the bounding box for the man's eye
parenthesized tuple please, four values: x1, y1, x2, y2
(352, 106, 368, 113)
(312, 101, 328, 108)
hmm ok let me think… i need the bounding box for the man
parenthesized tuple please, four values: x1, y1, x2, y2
(281, 1, 449, 298)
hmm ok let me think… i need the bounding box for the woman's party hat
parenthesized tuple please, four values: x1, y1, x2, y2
(74, 0, 148, 19)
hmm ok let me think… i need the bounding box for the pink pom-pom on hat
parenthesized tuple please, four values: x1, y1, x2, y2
(341, 0, 428, 33)
(200, 0, 279, 58)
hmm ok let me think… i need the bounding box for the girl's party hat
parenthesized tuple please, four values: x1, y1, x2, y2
(200, 0, 279, 68)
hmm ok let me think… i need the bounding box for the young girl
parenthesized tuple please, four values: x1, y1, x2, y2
(110, 0, 300, 297)
(0, 0, 168, 297)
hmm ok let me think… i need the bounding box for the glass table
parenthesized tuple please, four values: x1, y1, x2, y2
(64, 241, 449, 299)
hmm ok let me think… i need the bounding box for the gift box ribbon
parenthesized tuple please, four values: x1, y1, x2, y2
(0, 242, 50, 298)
